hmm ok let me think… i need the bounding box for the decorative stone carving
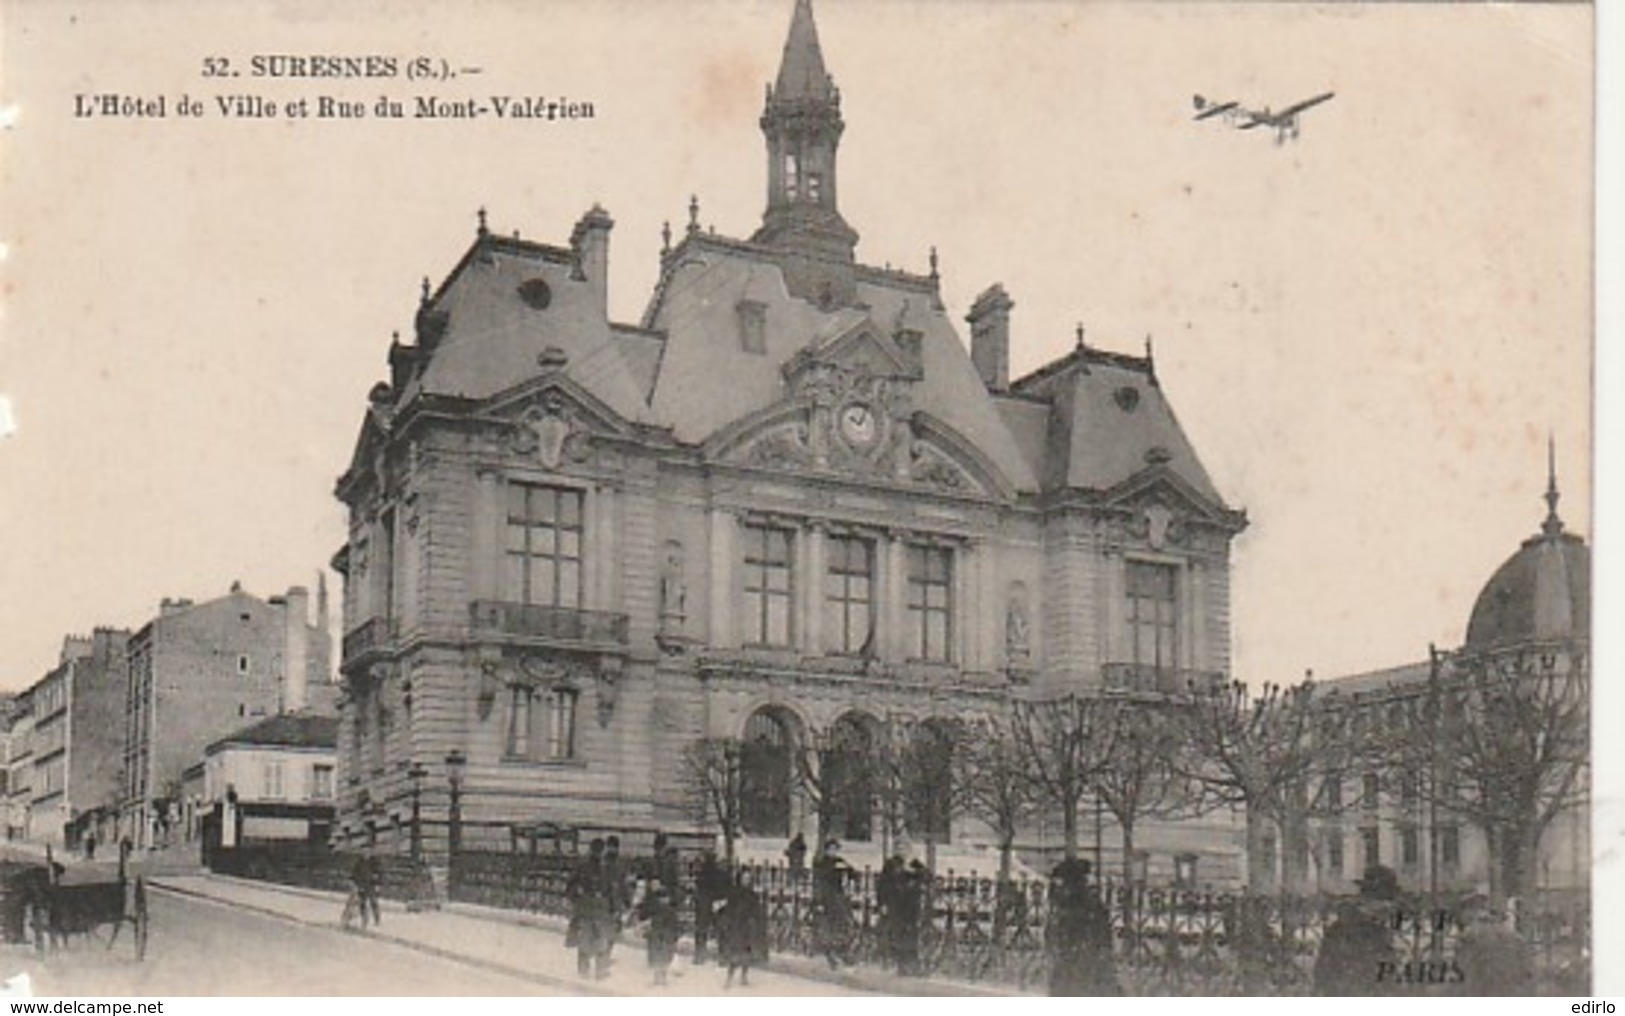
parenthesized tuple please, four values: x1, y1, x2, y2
(910, 442, 972, 493)
(1005, 581, 1031, 665)
(1127, 497, 1187, 550)
(658, 539, 687, 637)
(511, 396, 592, 469)
(741, 422, 814, 469)
(595, 656, 622, 727)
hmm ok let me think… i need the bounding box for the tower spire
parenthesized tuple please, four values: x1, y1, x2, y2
(1542, 433, 1564, 537)
(753, 0, 858, 269)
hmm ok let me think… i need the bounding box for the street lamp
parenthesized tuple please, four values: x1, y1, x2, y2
(445, 750, 466, 895)
(407, 761, 427, 863)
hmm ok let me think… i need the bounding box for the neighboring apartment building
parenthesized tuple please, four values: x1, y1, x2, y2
(200, 712, 338, 851)
(2, 691, 27, 841)
(332, 0, 1245, 873)
(12, 630, 130, 848)
(122, 583, 333, 848)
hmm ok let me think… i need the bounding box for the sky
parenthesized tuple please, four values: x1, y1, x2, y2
(0, 0, 1596, 693)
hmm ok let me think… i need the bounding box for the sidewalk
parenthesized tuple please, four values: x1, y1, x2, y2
(152, 872, 1021, 997)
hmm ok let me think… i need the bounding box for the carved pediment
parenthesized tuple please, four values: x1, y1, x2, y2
(479, 375, 632, 470)
(710, 395, 1003, 501)
(1103, 467, 1242, 546)
(782, 316, 919, 396)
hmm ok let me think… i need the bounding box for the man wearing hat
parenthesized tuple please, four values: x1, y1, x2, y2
(1312, 864, 1401, 995)
(811, 839, 855, 969)
(1046, 858, 1119, 996)
(1452, 893, 1533, 995)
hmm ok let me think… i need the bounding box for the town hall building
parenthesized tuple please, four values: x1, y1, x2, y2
(332, 0, 1246, 870)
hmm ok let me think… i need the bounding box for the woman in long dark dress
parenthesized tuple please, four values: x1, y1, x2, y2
(717, 870, 768, 989)
(1045, 858, 1119, 996)
(637, 878, 681, 986)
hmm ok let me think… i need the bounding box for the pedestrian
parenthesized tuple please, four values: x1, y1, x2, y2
(1312, 864, 1401, 996)
(349, 850, 381, 929)
(896, 859, 929, 976)
(567, 838, 615, 979)
(876, 855, 907, 971)
(1045, 858, 1118, 996)
(717, 869, 768, 989)
(1452, 894, 1533, 996)
(83, 833, 96, 862)
(692, 847, 730, 965)
(637, 876, 681, 986)
(811, 839, 856, 969)
(784, 832, 807, 877)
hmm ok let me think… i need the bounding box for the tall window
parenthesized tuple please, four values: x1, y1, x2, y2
(504, 484, 584, 608)
(1440, 825, 1461, 870)
(312, 764, 334, 801)
(825, 535, 874, 654)
(906, 544, 953, 661)
(741, 709, 793, 837)
(1326, 831, 1344, 876)
(505, 686, 534, 759)
(547, 689, 578, 760)
(783, 153, 800, 200)
(1399, 824, 1419, 867)
(1323, 773, 1343, 813)
(506, 686, 578, 761)
(1361, 772, 1380, 810)
(1126, 561, 1178, 669)
(1360, 826, 1380, 869)
(742, 525, 794, 646)
(263, 761, 284, 800)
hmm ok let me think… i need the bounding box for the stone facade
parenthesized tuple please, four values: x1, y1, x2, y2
(122, 585, 333, 848)
(11, 630, 129, 847)
(333, 0, 1246, 870)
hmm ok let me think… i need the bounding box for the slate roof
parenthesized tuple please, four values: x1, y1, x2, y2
(404, 235, 653, 425)
(1011, 347, 1225, 504)
(1465, 529, 1589, 651)
(206, 713, 339, 755)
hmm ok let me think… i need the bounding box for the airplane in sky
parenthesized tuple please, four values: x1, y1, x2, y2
(1193, 92, 1335, 144)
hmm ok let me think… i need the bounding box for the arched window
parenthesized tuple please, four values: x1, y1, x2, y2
(822, 714, 876, 843)
(904, 720, 955, 845)
(740, 708, 794, 837)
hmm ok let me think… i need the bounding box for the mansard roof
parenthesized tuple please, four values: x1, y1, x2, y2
(399, 232, 653, 426)
(640, 233, 1040, 492)
(1009, 344, 1228, 508)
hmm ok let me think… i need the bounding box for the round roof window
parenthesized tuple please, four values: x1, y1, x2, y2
(518, 278, 553, 310)
(1114, 386, 1141, 412)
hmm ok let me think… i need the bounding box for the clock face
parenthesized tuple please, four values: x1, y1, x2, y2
(839, 403, 878, 447)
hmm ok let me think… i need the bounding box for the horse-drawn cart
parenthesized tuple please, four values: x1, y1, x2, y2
(4, 844, 149, 961)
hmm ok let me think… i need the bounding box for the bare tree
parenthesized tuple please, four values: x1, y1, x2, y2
(680, 737, 743, 864)
(1093, 697, 1187, 888)
(1378, 645, 1588, 903)
(1170, 679, 1320, 893)
(950, 713, 1034, 881)
(1011, 694, 1119, 860)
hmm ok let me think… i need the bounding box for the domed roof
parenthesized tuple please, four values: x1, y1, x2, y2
(1464, 462, 1590, 651)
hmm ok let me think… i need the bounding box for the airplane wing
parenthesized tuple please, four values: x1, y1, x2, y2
(1193, 99, 1239, 121)
(1276, 92, 1335, 119)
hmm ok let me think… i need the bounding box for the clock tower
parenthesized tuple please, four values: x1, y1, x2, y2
(752, 0, 860, 270)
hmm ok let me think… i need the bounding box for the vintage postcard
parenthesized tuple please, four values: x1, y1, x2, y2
(0, 0, 1607, 1000)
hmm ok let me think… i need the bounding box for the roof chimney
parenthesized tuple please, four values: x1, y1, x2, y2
(283, 585, 310, 713)
(570, 205, 614, 314)
(967, 284, 1014, 393)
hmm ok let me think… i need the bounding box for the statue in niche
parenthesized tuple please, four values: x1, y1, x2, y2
(1005, 581, 1031, 665)
(659, 539, 687, 636)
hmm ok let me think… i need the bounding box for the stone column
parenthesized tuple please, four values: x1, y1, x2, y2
(1187, 558, 1207, 671)
(471, 469, 501, 602)
(802, 523, 826, 654)
(709, 509, 736, 648)
(593, 486, 617, 611)
(884, 532, 909, 660)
